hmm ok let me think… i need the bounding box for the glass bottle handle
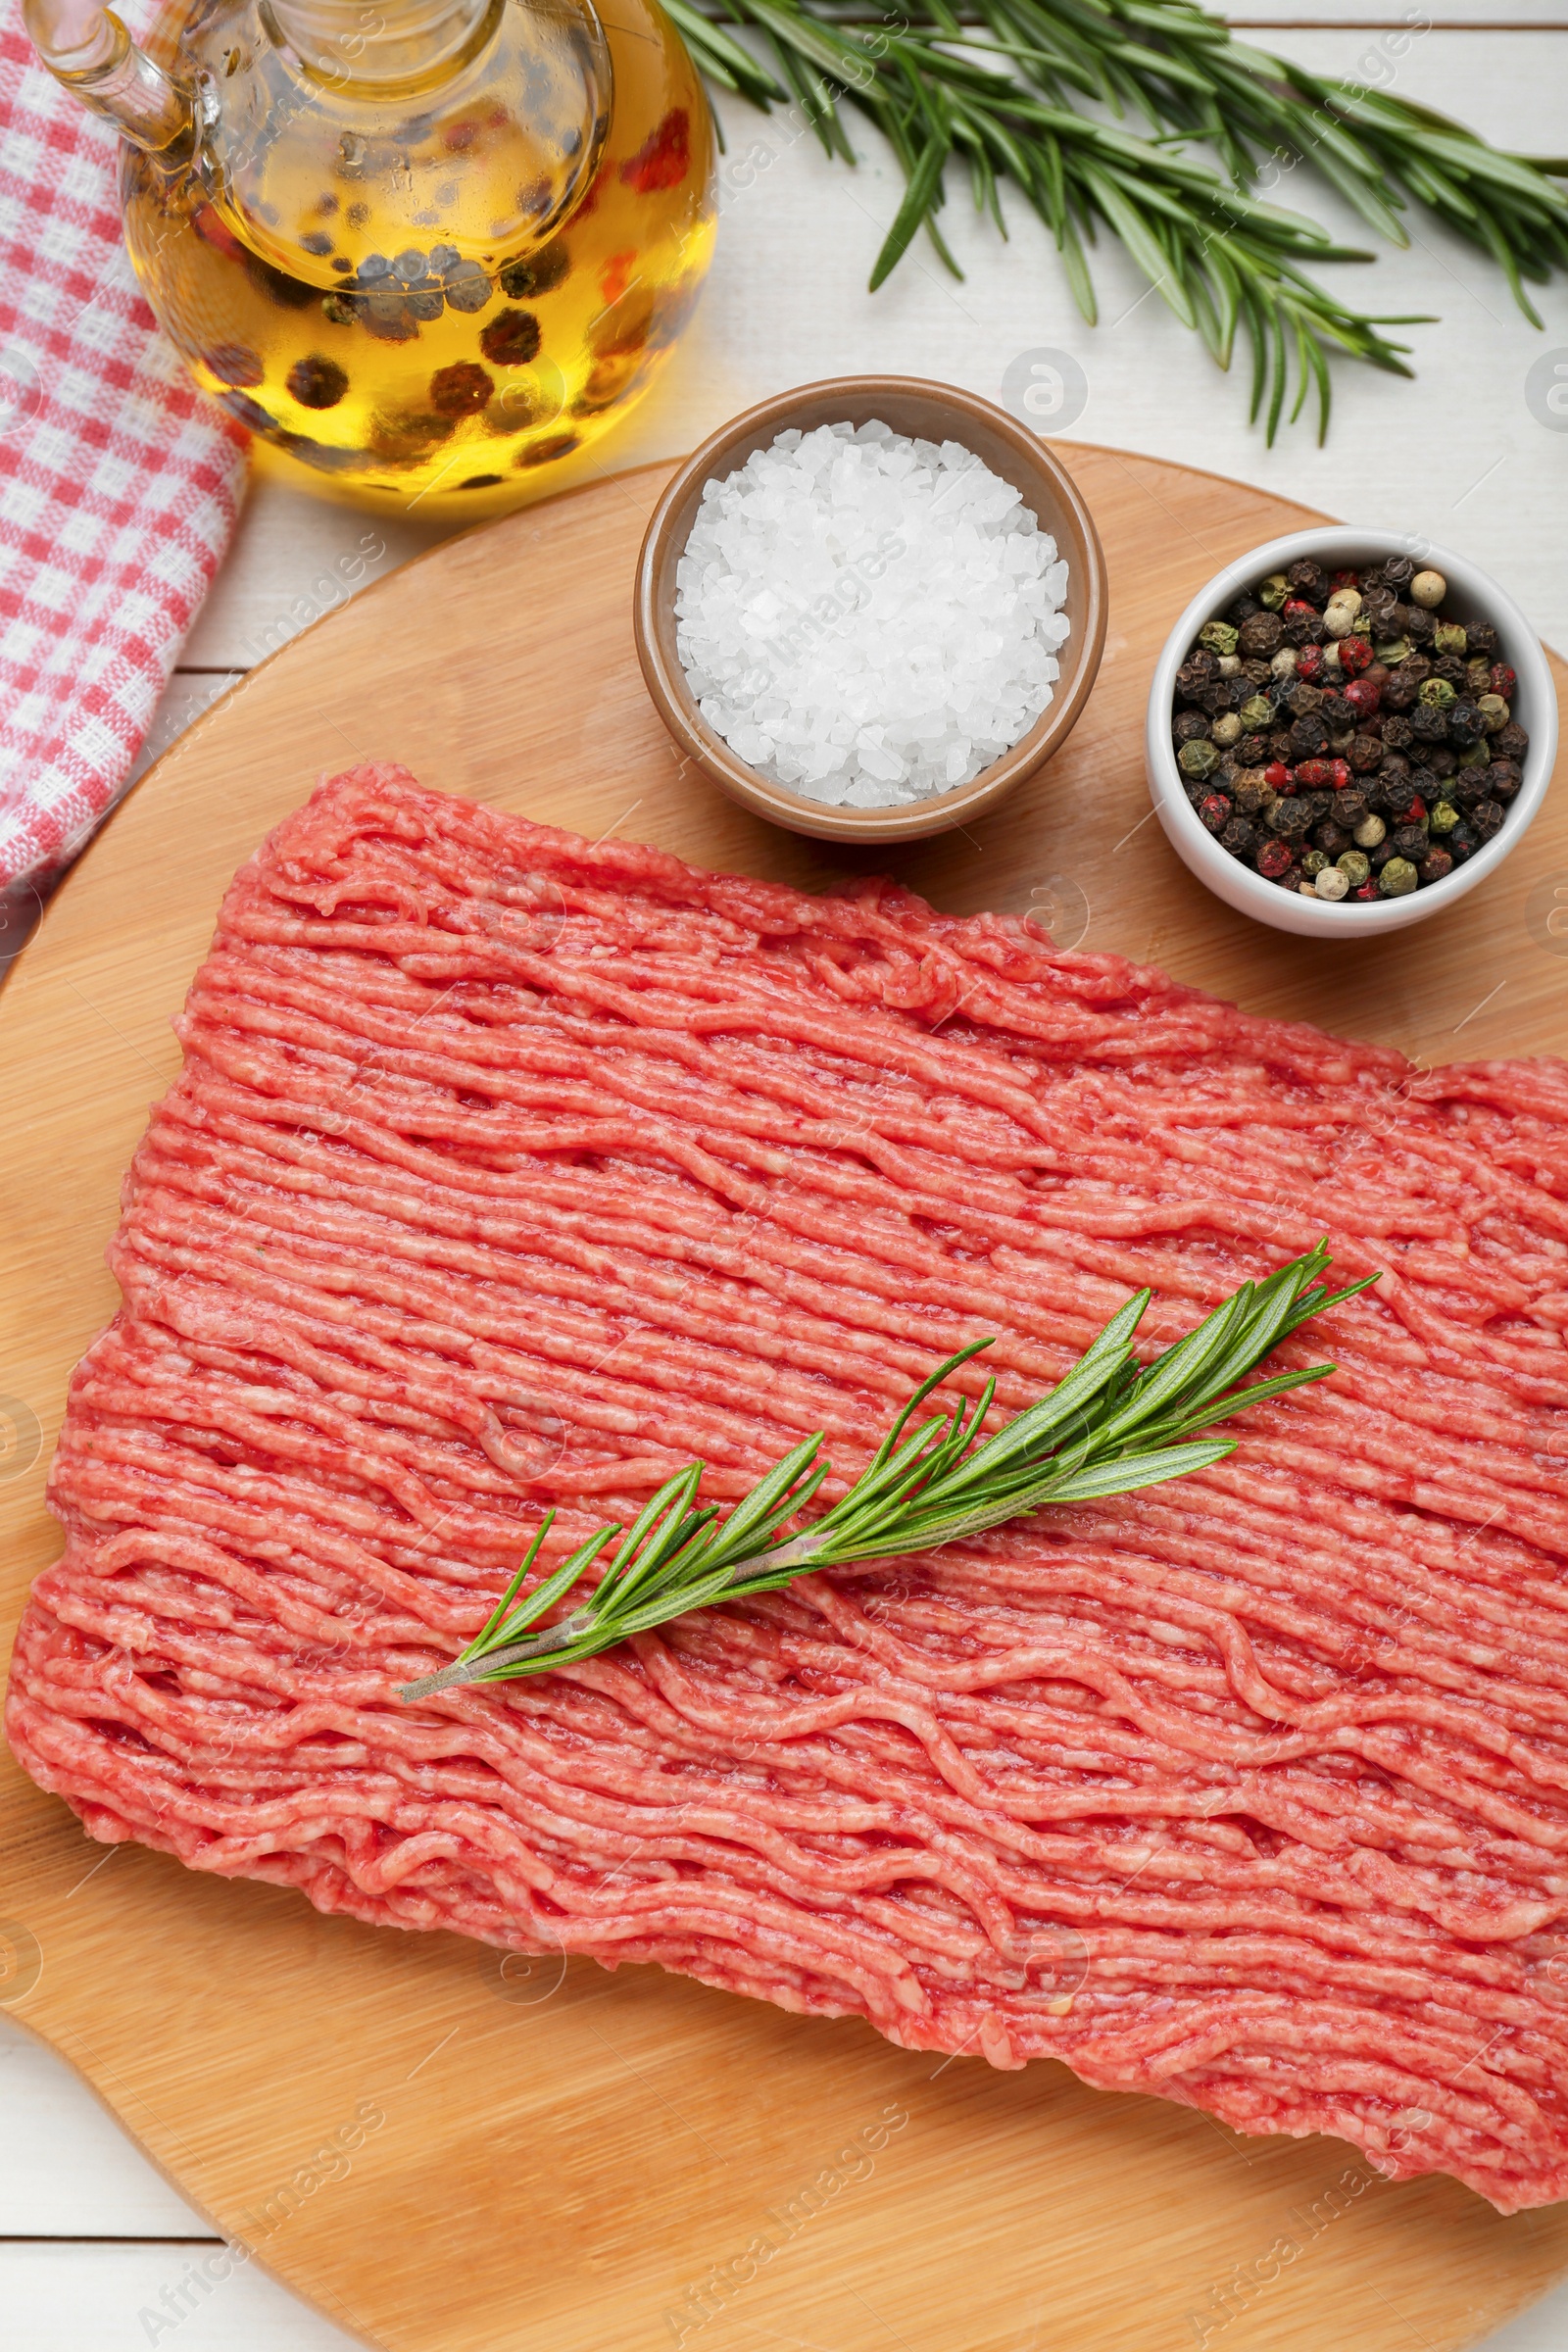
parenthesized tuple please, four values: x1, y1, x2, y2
(24, 0, 194, 156)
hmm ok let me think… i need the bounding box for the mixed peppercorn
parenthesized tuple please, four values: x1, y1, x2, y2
(1169, 556, 1528, 903)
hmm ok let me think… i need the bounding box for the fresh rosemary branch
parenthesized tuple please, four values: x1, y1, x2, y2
(664, 0, 1568, 440)
(398, 1243, 1373, 1701)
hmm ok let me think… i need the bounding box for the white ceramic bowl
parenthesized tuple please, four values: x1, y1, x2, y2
(1145, 528, 1557, 938)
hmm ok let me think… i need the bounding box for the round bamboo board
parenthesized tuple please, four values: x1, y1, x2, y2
(3, 445, 1567, 2352)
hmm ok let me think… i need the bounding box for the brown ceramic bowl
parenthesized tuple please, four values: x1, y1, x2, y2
(633, 377, 1108, 844)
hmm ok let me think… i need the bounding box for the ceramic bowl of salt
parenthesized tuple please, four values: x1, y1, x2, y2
(634, 377, 1107, 844)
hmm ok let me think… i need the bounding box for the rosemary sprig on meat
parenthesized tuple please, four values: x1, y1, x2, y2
(664, 0, 1568, 440)
(398, 1243, 1372, 1701)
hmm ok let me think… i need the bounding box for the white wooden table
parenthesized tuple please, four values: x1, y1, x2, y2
(7, 9, 1568, 2342)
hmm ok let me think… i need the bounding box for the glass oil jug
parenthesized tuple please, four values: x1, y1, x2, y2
(26, 0, 716, 514)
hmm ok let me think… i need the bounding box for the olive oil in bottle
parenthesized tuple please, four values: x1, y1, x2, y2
(31, 0, 715, 514)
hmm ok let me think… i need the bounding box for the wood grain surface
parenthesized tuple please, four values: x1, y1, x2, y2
(3, 446, 1567, 2352)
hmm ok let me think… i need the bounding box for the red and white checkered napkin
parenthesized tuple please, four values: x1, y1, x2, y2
(0, 8, 248, 894)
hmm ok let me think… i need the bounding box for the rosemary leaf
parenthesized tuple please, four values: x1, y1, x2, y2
(678, 0, 1568, 436)
(398, 1244, 1375, 1703)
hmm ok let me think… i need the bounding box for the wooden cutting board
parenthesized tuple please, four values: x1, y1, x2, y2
(4, 446, 1568, 2352)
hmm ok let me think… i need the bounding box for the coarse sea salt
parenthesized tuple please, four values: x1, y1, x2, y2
(673, 418, 1071, 808)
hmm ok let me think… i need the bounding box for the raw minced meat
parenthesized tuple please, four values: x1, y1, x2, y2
(8, 763, 1568, 2212)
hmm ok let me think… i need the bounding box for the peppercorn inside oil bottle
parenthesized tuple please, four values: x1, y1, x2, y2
(120, 0, 715, 514)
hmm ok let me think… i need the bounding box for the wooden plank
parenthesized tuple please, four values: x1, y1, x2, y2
(0, 2243, 362, 2349)
(2, 448, 1567, 2352)
(0, 2018, 208, 2237)
(1229, 6, 1567, 24)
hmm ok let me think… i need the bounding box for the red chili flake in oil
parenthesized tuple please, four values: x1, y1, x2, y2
(619, 108, 690, 193)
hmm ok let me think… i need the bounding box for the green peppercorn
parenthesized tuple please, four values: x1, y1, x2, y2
(1301, 849, 1329, 877)
(1429, 801, 1460, 835)
(1477, 693, 1509, 734)
(1338, 850, 1371, 888)
(1257, 572, 1289, 611)
(1456, 739, 1490, 770)
(1211, 712, 1243, 748)
(1379, 857, 1419, 897)
(1199, 621, 1239, 658)
(1179, 739, 1220, 780)
(1418, 676, 1457, 710)
(1374, 638, 1411, 665)
(1238, 694, 1272, 730)
(1433, 620, 1467, 659)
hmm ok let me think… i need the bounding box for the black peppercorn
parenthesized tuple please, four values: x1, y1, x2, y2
(1427, 745, 1457, 778)
(1286, 680, 1324, 716)
(1237, 611, 1283, 659)
(1447, 699, 1486, 745)
(1268, 728, 1295, 762)
(1488, 760, 1523, 803)
(1447, 819, 1477, 860)
(1314, 820, 1351, 859)
(1417, 848, 1453, 886)
(430, 361, 495, 415)
(1432, 654, 1468, 688)
(1176, 654, 1218, 702)
(1405, 607, 1436, 646)
(499, 239, 571, 299)
(1467, 620, 1499, 662)
(1332, 787, 1368, 829)
(1391, 823, 1430, 862)
(1473, 800, 1506, 841)
(1380, 669, 1419, 712)
(1347, 733, 1382, 776)
(285, 353, 349, 409)
(1289, 714, 1331, 760)
(1286, 559, 1328, 604)
(1173, 710, 1211, 745)
(1282, 611, 1326, 648)
(1449, 766, 1489, 809)
(1409, 704, 1447, 744)
(1380, 712, 1413, 751)
(1237, 733, 1269, 766)
(479, 308, 543, 367)
(1267, 796, 1314, 839)
(1381, 557, 1415, 591)
(1369, 838, 1396, 872)
(1240, 659, 1273, 689)
(1494, 721, 1530, 762)
(1317, 689, 1351, 730)
(1220, 814, 1257, 856)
